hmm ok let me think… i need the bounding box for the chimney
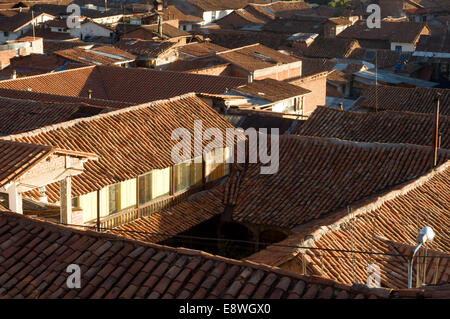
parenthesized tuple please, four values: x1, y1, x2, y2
(88, 89, 93, 99)
(248, 73, 253, 83)
(11, 70, 16, 79)
(158, 14, 163, 38)
(339, 102, 344, 111)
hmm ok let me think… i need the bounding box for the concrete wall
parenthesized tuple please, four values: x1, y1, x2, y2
(69, 22, 114, 40)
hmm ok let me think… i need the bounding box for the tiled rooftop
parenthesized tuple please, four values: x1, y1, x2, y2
(338, 21, 429, 43)
(126, 23, 191, 39)
(294, 106, 450, 149)
(191, 0, 269, 11)
(0, 65, 246, 103)
(0, 96, 111, 135)
(225, 135, 449, 230)
(177, 41, 228, 58)
(115, 39, 177, 57)
(247, 162, 450, 289)
(292, 38, 361, 59)
(0, 140, 54, 188)
(355, 86, 450, 115)
(112, 135, 450, 242)
(54, 46, 136, 65)
(2, 94, 234, 202)
(232, 78, 311, 102)
(217, 43, 300, 72)
(0, 88, 132, 109)
(0, 211, 444, 299)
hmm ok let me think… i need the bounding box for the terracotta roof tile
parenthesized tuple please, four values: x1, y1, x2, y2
(0, 96, 112, 135)
(54, 46, 136, 65)
(0, 65, 246, 103)
(292, 38, 361, 59)
(162, 5, 203, 23)
(177, 41, 228, 58)
(0, 140, 53, 188)
(124, 23, 190, 39)
(227, 135, 449, 229)
(2, 94, 234, 202)
(201, 29, 288, 49)
(0, 88, 133, 109)
(355, 86, 450, 115)
(191, 0, 270, 12)
(247, 162, 450, 289)
(338, 21, 429, 44)
(115, 39, 177, 57)
(217, 43, 300, 72)
(112, 135, 450, 243)
(232, 78, 311, 102)
(294, 106, 450, 149)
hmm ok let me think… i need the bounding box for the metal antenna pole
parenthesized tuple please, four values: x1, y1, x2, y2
(408, 243, 423, 289)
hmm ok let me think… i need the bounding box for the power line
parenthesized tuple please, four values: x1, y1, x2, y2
(60, 222, 450, 259)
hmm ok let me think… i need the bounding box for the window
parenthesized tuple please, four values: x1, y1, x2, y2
(139, 172, 152, 205)
(192, 156, 203, 186)
(108, 183, 120, 215)
(120, 179, 136, 210)
(211, 11, 216, 20)
(205, 148, 227, 182)
(72, 196, 80, 208)
(4, 31, 8, 37)
(174, 158, 203, 193)
(151, 167, 171, 200)
(174, 160, 192, 193)
(395, 45, 402, 52)
(80, 191, 98, 223)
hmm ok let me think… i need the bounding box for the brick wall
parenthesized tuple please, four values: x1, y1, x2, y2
(289, 72, 327, 116)
(0, 50, 15, 70)
(187, 64, 233, 76)
(255, 67, 302, 81)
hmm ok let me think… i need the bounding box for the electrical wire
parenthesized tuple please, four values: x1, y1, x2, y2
(60, 222, 450, 259)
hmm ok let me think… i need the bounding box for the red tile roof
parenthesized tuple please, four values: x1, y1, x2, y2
(43, 40, 92, 54)
(0, 11, 54, 32)
(0, 96, 112, 135)
(110, 188, 225, 243)
(1, 94, 235, 202)
(0, 140, 95, 188)
(294, 106, 450, 149)
(232, 78, 311, 102)
(294, 57, 336, 77)
(163, 5, 203, 23)
(112, 135, 450, 242)
(124, 23, 191, 39)
(54, 46, 136, 65)
(0, 210, 443, 298)
(0, 88, 132, 109)
(347, 48, 402, 68)
(217, 43, 300, 72)
(0, 65, 247, 103)
(23, 26, 78, 41)
(177, 41, 228, 58)
(355, 86, 450, 115)
(115, 39, 177, 57)
(225, 135, 449, 230)
(292, 38, 361, 59)
(338, 21, 429, 44)
(0, 140, 54, 188)
(247, 162, 450, 289)
(191, 0, 269, 12)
